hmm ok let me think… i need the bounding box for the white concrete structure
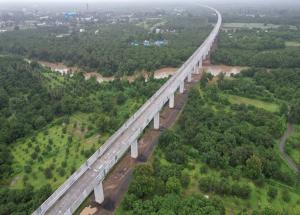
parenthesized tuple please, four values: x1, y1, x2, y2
(154, 112, 160, 130)
(32, 6, 222, 215)
(187, 72, 192, 82)
(169, 93, 175, 109)
(94, 181, 104, 204)
(179, 82, 185, 93)
(130, 139, 138, 159)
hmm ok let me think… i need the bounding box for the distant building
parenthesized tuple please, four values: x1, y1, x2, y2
(154, 40, 168, 47)
(84, 17, 93, 22)
(130, 42, 139, 46)
(143, 40, 150, 46)
(37, 23, 46, 27)
(56, 34, 71, 38)
(64, 12, 76, 19)
(39, 16, 49, 20)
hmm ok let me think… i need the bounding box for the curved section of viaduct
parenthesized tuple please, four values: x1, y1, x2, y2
(33, 6, 222, 215)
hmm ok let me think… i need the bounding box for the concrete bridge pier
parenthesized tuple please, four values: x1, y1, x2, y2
(193, 65, 199, 74)
(187, 72, 192, 82)
(198, 60, 203, 73)
(130, 139, 138, 158)
(94, 181, 104, 204)
(169, 93, 175, 108)
(64, 209, 72, 215)
(154, 112, 160, 129)
(179, 82, 184, 93)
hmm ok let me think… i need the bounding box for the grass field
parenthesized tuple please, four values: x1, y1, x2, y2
(227, 94, 280, 113)
(136, 19, 166, 31)
(10, 95, 145, 190)
(41, 70, 66, 89)
(223, 23, 280, 30)
(10, 113, 105, 189)
(157, 152, 300, 214)
(223, 23, 297, 30)
(285, 41, 300, 47)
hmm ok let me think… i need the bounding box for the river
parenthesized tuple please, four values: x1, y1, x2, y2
(37, 60, 246, 83)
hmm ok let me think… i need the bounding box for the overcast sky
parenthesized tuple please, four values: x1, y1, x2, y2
(0, 0, 297, 3)
(0, 0, 298, 8)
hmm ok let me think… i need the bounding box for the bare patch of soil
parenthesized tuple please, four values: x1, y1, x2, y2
(80, 205, 98, 215)
(203, 64, 247, 77)
(10, 175, 21, 186)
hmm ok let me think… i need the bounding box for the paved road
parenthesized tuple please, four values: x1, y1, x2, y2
(279, 123, 299, 174)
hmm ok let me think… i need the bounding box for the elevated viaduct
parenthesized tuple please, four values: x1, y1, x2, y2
(33, 5, 222, 215)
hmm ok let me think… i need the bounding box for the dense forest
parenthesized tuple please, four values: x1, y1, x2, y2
(0, 15, 211, 76)
(222, 10, 300, 27)
(119, 70, 300, 214)
(212, 28, 300, 68)
(0, 57, 58, 180)
(116, 163, 225, 215)
(0, 56, 165, 214)
(219, 68, 300, 123)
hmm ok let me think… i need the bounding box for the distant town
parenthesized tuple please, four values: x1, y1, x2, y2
(0, 4, 184, 34)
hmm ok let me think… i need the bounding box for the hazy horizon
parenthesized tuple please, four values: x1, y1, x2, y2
(0, 0, 299, 5)
(0, 0, 299, 12)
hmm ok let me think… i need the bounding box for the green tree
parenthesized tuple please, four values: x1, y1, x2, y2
(267, 187, 278, 200)
(245, 155, 262, 180)
(166, 176, 182, 194)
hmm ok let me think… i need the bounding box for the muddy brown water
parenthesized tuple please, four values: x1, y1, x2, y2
(38, 60, 245, 83)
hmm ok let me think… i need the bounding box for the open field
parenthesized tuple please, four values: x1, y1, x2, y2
(226, 94, 280, 113)
(136, 18, 166, 31)
(222, 22, 297, 30)
(285, 41, 300, 47)
(10, 113, 105, 189)
(8, 69, 159, 190)
(223, 22, 280, 29)
(157, 151, 300, 214)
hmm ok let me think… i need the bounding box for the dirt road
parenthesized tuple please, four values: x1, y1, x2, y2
(279, 123, 299, 174)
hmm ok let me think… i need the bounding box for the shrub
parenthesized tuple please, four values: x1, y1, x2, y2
(24, 165, 32, 173)
(200, 165, 208, 174)
(281, 190, 290, 202)
(267, 187, 277, 200)
(44, 167, 53, 179)
(58, 168, 66, 177)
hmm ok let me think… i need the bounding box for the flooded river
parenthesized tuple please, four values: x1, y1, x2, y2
(38, 60, 246, 83)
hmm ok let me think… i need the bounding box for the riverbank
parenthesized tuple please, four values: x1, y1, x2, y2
(38, 60, 246, 83)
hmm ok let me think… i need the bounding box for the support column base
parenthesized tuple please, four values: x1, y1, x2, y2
(94, 181, 104, 204)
